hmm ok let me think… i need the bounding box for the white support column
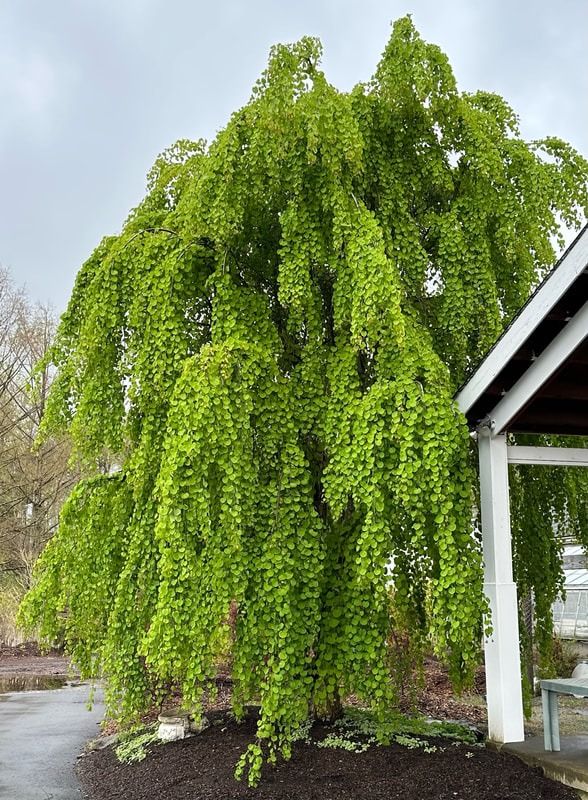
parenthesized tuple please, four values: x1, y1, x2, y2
(478, 428, 525, 743)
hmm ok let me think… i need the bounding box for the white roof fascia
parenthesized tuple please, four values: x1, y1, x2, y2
(456, 227, 588, 416)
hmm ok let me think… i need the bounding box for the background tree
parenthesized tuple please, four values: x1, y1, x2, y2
(0, 269, 75, 643)
(19, 17, 588, 783)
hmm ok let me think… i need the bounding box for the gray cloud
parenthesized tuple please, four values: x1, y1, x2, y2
(1, 0, 586, 310)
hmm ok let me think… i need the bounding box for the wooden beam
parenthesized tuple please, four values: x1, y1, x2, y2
(488, 301, 588, 434)
(485, 380, 588, 402)
(509, 422, 588, 436)
(510, 404, 588, 431)
(507, 445, 588, 467)
(511, 347, 588, 366)
(536, 381, 588, 401)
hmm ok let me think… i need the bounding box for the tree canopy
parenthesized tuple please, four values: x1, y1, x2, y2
(19, 17, 588, 783)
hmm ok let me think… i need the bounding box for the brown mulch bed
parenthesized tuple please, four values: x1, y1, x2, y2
(402, 656, 487, 726)
(78, 710, 576, 800)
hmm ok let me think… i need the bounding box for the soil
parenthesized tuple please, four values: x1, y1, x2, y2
(399, 656, 487, 726)
(0, 640, 71, 678)
(77, 710, 577, 800)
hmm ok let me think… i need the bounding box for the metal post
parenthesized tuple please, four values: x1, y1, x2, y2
(478, 428, 525, 743)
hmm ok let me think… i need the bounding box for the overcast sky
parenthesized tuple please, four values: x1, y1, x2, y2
(2, 0, 587, 311)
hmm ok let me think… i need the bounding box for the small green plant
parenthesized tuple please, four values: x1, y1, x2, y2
(291, 718, 313, 744)
(114, 724, 160, 764)
(317, 733, 372, 753)
(392, 734, 437, 752)
(311, 709, 478, 756)
(344, 708, 478, 744)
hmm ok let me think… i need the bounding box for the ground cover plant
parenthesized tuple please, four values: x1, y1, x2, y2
(19, 16, 588, 785)
(111, 708, 479, 767)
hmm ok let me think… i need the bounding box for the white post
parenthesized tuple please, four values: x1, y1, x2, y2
(478, 428, 525, 743)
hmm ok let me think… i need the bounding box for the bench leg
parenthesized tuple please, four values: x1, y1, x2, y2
(542, 689, 552, 750)
(549, 691, 560, 751)
(541, 689, 561, 751)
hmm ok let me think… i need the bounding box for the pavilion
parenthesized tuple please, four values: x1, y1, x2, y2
(455, 224, 588, 743)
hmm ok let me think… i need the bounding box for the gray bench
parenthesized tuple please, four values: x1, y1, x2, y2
(540, 677, 588, 751)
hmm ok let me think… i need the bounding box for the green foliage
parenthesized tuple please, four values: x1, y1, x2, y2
(510, 433, 588, 667)
(114, 724, 160, 764)
(537, 635, 580, 681)
(18, 16, 588, 785)
(314, 708, 479, 755)
(336, 707, 480, 745)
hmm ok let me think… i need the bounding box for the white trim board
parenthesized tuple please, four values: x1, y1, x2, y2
(507, 446, 588, 467)
(456, 226, 588, 416)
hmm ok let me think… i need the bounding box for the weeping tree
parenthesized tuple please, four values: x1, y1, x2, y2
(19, 17, 588, 783)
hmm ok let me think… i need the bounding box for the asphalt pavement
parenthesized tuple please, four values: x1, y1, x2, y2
(0, 684, 104, 799)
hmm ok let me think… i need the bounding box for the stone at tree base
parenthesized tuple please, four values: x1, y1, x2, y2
(157, 710, 210, 740)
(157, 711, 190, 741)
(86, 734, 119, 752)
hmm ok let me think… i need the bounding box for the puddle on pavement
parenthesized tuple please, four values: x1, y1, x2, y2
(0, 674, 68, 693)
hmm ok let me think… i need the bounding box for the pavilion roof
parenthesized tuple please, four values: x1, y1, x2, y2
(456, 225, 588, 436)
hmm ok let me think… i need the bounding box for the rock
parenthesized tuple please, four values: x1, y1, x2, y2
(86, 734, 118, 752)
(156, 709, 211, 740)
(189, 715, 210, 734)
(571, 661, 588, 698)
(157, 711, 190, 742)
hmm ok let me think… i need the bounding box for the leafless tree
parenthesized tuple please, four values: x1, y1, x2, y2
(0, 268, 76, 620)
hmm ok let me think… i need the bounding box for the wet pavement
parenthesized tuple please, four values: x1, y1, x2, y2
(0, 683, 104, 799)
(0, 675, 67, 693)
